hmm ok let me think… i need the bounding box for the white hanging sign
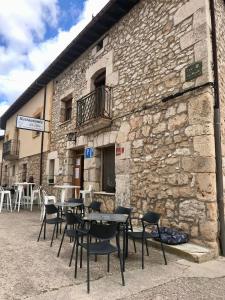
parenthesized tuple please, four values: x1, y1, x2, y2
(16, 115, 45, 132)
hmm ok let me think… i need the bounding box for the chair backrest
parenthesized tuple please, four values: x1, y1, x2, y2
(65, 211, 82, 225)
(115, 206, 132, 216)
(45, 204, 58, 215)
(89, 222, 117, 240)
(142, 212, 160, 225)
(88, 201, 101, 212)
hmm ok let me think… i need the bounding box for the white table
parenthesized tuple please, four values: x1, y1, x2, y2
(54, 185, 80, 203)
(14, 182, 34, 198)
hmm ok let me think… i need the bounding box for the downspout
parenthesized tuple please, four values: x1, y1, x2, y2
(209, 0, 225, 256)
(39, 85, 47, 186)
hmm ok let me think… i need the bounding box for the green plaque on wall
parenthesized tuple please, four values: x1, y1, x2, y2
(185, 61, 202, 81)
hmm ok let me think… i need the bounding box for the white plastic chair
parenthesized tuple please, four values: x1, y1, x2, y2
(14, 185, 24, 212)
(40, 189, 56, 221)
(80, 185, 93, 206)
(30, 185, 42, 211)
(0, 187, 12, 213)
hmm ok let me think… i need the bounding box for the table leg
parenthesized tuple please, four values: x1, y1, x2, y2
(61, 189, 65, 203)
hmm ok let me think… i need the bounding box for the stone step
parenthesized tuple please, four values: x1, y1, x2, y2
(132, 227, 217, 263)
(148, 239, 217, 263)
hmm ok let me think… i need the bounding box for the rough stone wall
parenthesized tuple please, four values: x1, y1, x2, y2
(216, 0, 225, 212)
(2, 152, 48, 189)
(50, 0, 218, 249)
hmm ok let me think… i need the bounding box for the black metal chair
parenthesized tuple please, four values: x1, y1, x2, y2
(75, 222, 125, 293)
(37, 204, 64, 247)
(57, 211, 88, 266)
(67, 198, 85, 216)
(128, 211, 167, 269)
(88, 201, 102, 213)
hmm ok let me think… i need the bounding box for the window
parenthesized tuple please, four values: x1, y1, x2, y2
(61, 97, 72, 122)
(12, 165, 15, 176)
(48, 159, 55, 184)
(22, 164, 27, 182)
(96, 39, 103, 52)
(102, 146, 115, 193)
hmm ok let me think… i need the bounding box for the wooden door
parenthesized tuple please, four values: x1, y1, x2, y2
(73, 154, 84, 197)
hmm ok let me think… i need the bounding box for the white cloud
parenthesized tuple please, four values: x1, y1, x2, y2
(0, 0, 110, 116)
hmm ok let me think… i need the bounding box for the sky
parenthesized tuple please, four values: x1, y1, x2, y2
(0, 0, 110, 117)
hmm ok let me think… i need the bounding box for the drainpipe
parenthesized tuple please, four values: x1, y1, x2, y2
(209, 0, 225, 256)
(39, 85, 47, 186)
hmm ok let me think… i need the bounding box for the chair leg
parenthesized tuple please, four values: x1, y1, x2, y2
(107, 254, 110, 272)
(57, 226, 66, 257)
(117, 235, 125, 286)
(69, 236, 76, 267)
(142, 235, 144, 269)
(80, 236, 83, 268)
(74, 237, 79, 278)
(87, 249, 90, 293)
(50, 224, 56, 247)
(37, 220, 45, 242)
(44, 220, 46, 240)
(9, 194, 12, 212)
(145, 239, 149, 256)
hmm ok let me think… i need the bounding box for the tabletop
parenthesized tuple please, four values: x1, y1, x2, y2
(84, 212, 128, 223)
(54, 185, 80, 189)
(55, 202, 83, 208)
(14, 182, 34, 185)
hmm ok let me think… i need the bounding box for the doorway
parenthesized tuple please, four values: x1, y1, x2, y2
(73, 150, 84, 198)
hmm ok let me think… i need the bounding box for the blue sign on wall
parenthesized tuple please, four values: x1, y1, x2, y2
(84, 147, 94, 159)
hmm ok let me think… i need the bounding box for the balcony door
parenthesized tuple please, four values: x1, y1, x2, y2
(94, 70, 106, 117)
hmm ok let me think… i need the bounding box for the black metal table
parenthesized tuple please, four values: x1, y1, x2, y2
(55, 202, 83, 208)
(84, 212, 128, 223)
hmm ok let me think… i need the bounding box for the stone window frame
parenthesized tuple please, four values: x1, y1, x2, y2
(46, 151, 59, 186)
(60, 92, 73, 125)
(92, 35, 109, 58)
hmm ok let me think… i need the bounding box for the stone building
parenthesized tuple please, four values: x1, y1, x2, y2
(0, 83, 53, 186)
(1, 0, 225, 255)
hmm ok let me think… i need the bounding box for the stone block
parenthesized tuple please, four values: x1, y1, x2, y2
(179, 199, 205, 219)
(188, 93, 213, 125)
(193, 135, 215, 157)
(152, 122, 166, 134)
(185, 123, 214, 137)
(168, 114, 187, 131)
(116, 122, 130, 143)
(196, 173, 216, 201)
(180, 24, 208, 50)
(133, 139, 143, 148)
(174, 0, 206, 26)
(182, 157, 215, 173)
(167, 173, 189, 185)
(199, 221, 218, 242)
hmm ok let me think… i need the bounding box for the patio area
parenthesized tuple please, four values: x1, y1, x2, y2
(0, 208, 180, 300)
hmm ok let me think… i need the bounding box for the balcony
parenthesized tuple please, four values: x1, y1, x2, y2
(76, 86, 111, 134)
(3, 139, 20, 160)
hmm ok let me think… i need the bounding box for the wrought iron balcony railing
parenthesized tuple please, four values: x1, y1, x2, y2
(76, 86, 111, 127)
(3, 139, 20, 160)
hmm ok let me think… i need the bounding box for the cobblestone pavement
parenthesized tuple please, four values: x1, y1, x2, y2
(1, 209, 225, 300)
